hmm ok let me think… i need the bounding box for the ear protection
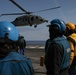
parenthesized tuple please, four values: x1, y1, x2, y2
(50, 23, 61, 30)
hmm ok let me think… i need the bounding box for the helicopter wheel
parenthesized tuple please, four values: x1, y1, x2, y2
(34, 25, 37, 28)
(30, 24, 32, 26)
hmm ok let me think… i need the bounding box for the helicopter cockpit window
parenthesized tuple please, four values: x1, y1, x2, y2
(15, 18, 20, 21)
(38, 16, 43, 21)
(36, 16, 39, 19)
(31, 17, 34, 21)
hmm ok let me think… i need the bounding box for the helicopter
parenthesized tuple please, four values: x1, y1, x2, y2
(1, 0, 61, 28)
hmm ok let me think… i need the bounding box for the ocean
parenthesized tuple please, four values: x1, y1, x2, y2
(26, 40, 46, 45)
(26, 40, 46, 49)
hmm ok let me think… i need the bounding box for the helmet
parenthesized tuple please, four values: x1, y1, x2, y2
(50, 19, 66, 32)
(66, 22, 75, 30)
(0, 21, 19, 41)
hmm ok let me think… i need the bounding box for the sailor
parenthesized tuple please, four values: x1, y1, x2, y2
(65, 22, 76, 75)
(44, 19, 71, 75)
(0, 21, 34, 75)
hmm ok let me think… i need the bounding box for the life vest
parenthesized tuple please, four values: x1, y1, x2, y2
(45, 36, 71, 70)
(67, 33, 76, 65)
(0, 52, 34, 75)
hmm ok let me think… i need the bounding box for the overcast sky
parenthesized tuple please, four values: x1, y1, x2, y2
(0, 0, 76, 41)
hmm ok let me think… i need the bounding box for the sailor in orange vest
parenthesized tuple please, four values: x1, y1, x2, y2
(65, 22, 76, 75)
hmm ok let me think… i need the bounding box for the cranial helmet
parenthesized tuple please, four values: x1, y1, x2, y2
(66, 22, 75, 30)
(0, 21, 19, 41)
(50, 19, 66, 32)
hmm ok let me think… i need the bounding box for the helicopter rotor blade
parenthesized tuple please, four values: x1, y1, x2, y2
(0, 6, 61, 16)
(0, 13, 26, 16)
(9, 0, 30, 14)
(1, 0, 61, 17)
(9, 0, 61, 14)
(32, 6, 61, 13)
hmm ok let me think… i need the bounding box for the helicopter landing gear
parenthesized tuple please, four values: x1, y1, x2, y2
(30, 24, 32, 27)
(34, 25, 37, 28)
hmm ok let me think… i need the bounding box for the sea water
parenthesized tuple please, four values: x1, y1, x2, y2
(26, 40, 46, 49)
(26, 40, 46, 45)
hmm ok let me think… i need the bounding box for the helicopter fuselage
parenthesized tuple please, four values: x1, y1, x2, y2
(11, 15, 48, 27)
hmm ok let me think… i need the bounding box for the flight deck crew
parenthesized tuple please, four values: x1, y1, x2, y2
(18, 35, 26, 55)
(64, 22, 76, 75)
(0, 21, 34, 75)
(44, 19, 71, 75)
